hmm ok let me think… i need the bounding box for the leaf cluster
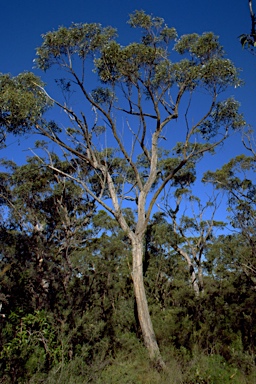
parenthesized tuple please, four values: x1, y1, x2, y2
(0, 72, 51, 134)
(36, 23, 117, 71)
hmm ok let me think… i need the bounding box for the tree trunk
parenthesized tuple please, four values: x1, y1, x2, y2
(198, 265, 204, 294)
(189, 264, 200, 297)
(175, 247, 201, 297)
(131, 236, 165, 370)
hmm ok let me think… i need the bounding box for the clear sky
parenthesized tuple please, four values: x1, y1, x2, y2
(1, 0, 255, 180)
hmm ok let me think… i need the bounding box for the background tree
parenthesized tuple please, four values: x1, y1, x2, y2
(204, 150, 256, 286)
(162, 190, 225, 296)
(0, 156, 256, 383)
(0, 10, 245, 367)
(0, 157, 132, 382)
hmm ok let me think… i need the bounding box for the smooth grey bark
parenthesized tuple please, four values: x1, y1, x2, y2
(131, 235, 165, 369)
(173, 245, 201, 296)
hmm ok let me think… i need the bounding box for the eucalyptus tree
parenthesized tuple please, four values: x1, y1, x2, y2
(0, 155, 95, 313)
(162, 191, 225, 296)
(204, 152, 256, 285)
(0, 10, 245, 367)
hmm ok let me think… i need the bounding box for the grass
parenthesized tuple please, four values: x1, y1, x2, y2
(26, 347, 256, 384)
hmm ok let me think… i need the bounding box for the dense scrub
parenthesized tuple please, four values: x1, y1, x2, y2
(0, 197, 255, 382)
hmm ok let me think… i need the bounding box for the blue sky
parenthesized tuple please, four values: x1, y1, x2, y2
(1, 1, 253, 74)
(0, 0, 255, 224)
(1, 0, 255, 157)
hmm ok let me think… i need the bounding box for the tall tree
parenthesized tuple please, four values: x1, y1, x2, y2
(0, 155, 95, 312)
(204, 152, 256, 285)
(0, 11, 245, 367)
(163, 191, 225, 296)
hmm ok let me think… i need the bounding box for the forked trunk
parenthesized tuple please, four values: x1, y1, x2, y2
(131, 236, 165, 370)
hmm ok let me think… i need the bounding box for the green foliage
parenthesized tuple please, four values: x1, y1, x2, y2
(91, 87, 116, 106)
(1, 203, 256, 383)
(198, 99, 246, 139)
(174, 33, 242, 91)
(0, 72, 51, 135)
(203, 153, 256, 287)
(183, 354, 243, 384)
(0, 310, 61, 382)
(175, 32, 220, 56)
(128, 10, 177, 45)
(36, 23, 116, 71)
